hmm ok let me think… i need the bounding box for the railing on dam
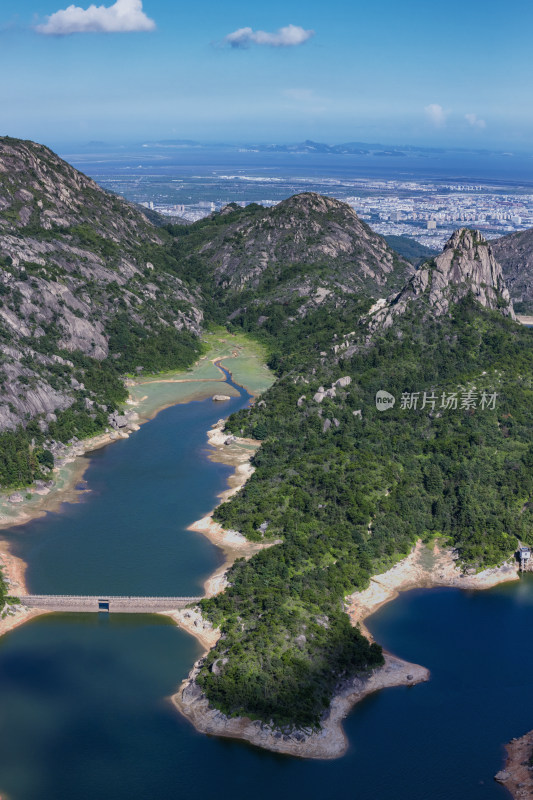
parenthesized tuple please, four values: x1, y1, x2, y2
(18, 595, 202, 613)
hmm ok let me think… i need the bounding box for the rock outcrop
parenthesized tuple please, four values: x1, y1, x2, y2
(0, 136, 203, 436)
(495, 729, 533, 799)
(366, 228, 515, 331)
(492, 227, 533, 312)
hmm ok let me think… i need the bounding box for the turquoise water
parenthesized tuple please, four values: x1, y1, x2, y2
(0, 369, 529, 799)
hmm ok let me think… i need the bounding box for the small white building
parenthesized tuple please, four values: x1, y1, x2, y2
(519, 546, 531, 571)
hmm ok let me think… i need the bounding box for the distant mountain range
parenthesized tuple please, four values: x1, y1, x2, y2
(136, 138, 517, 157)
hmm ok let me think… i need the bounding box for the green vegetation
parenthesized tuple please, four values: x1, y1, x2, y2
(0, 137, 210, 490)
(0, 327, 202, 491)
(197, 294, 533, 728)
(0, 426, 47, 488)
(513, 301, 533, 315)
(1, 139, 532, 732)
(0, 570, 8, 611)
(384, 235, 438, 266)
(106, 312, 202, 374)
(68, 224, 119, 259)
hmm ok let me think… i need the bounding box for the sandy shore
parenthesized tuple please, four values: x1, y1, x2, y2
(174, 652, 428, 759)
(495, 730, 533, 798)
(188, 420, 272, 596)
(345, 539, 519, 640)
(0, 550, 50, 637)
(161, 419, 266, 650)
(173, 536, 520, 759)
(0, 346, 263, 642)
(0, 606, 49, 640)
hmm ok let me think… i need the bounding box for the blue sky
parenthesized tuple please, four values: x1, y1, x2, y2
(1, 0, 532, 148)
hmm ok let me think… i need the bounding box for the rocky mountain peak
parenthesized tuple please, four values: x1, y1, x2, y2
(0, 138, 203, 435)
(366, 228, 515, 330)
(276, 192, 343, 214)
(491, 227, 533, 313)
(192, 192, 413, 300)
(438, 228, 511, 299)
(0, 136, 155, 239)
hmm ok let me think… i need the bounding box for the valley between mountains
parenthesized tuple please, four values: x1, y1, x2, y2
(1, 136, 533, 753)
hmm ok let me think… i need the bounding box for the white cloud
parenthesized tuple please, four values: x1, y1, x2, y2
(465, 113, 486, 129)
(424, 103, 447, 127)
(224, 24, 314, 48)
(35, 0, 156, 35)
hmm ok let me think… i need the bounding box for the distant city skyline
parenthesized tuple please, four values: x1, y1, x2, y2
(1, 0, 532, 149)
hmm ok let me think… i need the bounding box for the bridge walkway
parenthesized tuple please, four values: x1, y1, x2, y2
(18, 595, 202, 613)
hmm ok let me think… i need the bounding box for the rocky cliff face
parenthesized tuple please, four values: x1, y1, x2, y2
(3, 138, 518, 493)
(0, 141, 414, 448)
(491, 228, 533, 312)
(366, 228, 515, 331)
(189, 192, 413, 302)
(0, 137, 155, 238)
(0, 137, 203, 434)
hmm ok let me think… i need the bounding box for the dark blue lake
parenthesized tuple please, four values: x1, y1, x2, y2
(0, 370, 529, 799)
(4, 369, 248, 597)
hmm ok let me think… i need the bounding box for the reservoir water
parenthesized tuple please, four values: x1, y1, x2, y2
(4, 366, 248, 597)
(0, 368, 529, 799)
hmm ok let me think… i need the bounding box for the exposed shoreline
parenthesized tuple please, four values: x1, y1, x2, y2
(0, 340, 269, 641)
(0, 428, 133, 533)
(0, 339, 523, 763)
(0, 539, 51, 637)
(174, 651, 429, 759)
(0, 428, 146, 638)
(0, 333, 260, 537)
(495, 730, 533, 798)
(0, 360, 234, 536)
(189, 421, 273, 596)
(163, 419, 276, 644)
(345, 539, 519, 641)
(173, 532, 520, 759)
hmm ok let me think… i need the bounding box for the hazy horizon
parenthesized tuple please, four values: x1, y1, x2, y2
(1, 0, 532, 151)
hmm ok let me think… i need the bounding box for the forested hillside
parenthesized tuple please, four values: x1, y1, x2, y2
(383, 234, 438, 266)
(197, 231, 533, 728)
(3, 139, 532, 733)
(0, 140, 411, 491)
(0, 137, 204, 488)
(161, 192, 413, 322)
